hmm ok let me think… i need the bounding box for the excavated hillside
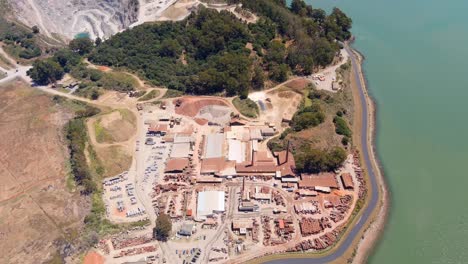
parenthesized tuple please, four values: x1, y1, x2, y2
(8, 0, 140, 40)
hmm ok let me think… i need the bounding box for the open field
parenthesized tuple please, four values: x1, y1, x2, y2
(96, 145, 132, 178)
(0, 80, 89, 264)
(92, 109, 136, 144)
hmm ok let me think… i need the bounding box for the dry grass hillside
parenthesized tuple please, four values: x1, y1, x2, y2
(0, 80, 89, 264)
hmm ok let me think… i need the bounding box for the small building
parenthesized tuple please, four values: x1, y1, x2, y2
(297, 190, 318, 197)
(249, 128, 263, 141)
(186, 209, 193, 217)
(159, 115, 171, 121)
(230, 118, 247, 126)
(252, 186, 271, 201)
(147, 124, 168, 136)
(238, 201, 259, 212)
(261, 127, 276, 137)
(232, 219, 254, 235)
(341, 173, 354, 189)
(178, 223, 194, 236)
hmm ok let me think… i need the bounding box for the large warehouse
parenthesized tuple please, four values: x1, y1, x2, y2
(197, 191, 225, 219)
(203, 133, 225, 158)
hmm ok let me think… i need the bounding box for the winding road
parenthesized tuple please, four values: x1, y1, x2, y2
(266, 44, 381, 264)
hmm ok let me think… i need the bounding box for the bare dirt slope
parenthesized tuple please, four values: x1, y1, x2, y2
(8, 0, 139, 40)
(0, 80, 89, 264)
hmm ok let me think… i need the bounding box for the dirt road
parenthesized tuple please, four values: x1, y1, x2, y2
(0, 46, 32, 85)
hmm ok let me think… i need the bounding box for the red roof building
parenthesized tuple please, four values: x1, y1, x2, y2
(164, 158, 189, 173)
(298, 173, 339, 189)
(340, 173, 354, 189)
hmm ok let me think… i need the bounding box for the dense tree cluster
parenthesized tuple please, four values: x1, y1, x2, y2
(333, 115, 352, 146)
(88, 3, 352, 95)
(333, 115, 352, 137)
(291, 103, 325, 131)
(240, 0, 352, 69)
(69, 37, 94, 56)
(90, 8, 255, 96)
(66, 105, 101, 194)
(27, 59, 65, 85)
(0, 18, 42, 59)
(153, 213, 172, 241)
(27, 47, 82, 85)
(295, 146, 347, 173)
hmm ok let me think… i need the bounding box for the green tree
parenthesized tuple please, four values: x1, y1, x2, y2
(69, 37, 94, 55)
(295, 146, 347, 173)
(27, 59, 65, 85)
(252, 65, 265, 89)
(160, 39, 182, 57)
(290, 0, 306, 15)
(53, 49, 81, 72)
(333, 116, 352, 137)
(154, 213, 172, 241)
(95, 37, 102, 46)
(310, 9, 326, 23)
(269, 63, 289, 82)
(325, 8, 353, 41)
(266, 40, 286, 64)
(32, 25, 40, 34)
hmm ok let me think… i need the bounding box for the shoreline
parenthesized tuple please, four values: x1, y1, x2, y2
(245, 43, 389, 264)
(347, 45, 390, 264)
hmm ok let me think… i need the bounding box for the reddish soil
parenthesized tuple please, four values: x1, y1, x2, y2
(194, 118, 208, 125)
(97, 66, 111, 72)
(285, 78, 311, 91)
(83, 251, 105, 264)
(174, 97, 229, 117)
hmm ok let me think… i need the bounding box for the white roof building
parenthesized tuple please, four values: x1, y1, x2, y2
(197, 191, 225, 219)
(170, 142, 191, 158)
(204, 133, 224, 158)
(228, 139, 245, 163)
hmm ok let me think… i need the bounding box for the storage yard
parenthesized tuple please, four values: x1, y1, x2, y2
(95, 86, 365, 263)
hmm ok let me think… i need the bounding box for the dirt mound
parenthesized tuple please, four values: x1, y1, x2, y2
(174, 97, 229, 117)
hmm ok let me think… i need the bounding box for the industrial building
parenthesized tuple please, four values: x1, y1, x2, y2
(298, 173, 339, 192)
(203, 133, 225, 158)
(196, 191, 225, 219)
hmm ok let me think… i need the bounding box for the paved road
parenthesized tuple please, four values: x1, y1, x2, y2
(267, 44, 380, 264)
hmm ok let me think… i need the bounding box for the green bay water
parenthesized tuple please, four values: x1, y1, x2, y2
(303, 0, 468, 263)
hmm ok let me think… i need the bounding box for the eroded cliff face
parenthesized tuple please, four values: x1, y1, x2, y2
(8, 0, 140, 40)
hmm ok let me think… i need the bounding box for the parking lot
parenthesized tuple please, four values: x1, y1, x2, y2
(102, 171, 148, 222)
